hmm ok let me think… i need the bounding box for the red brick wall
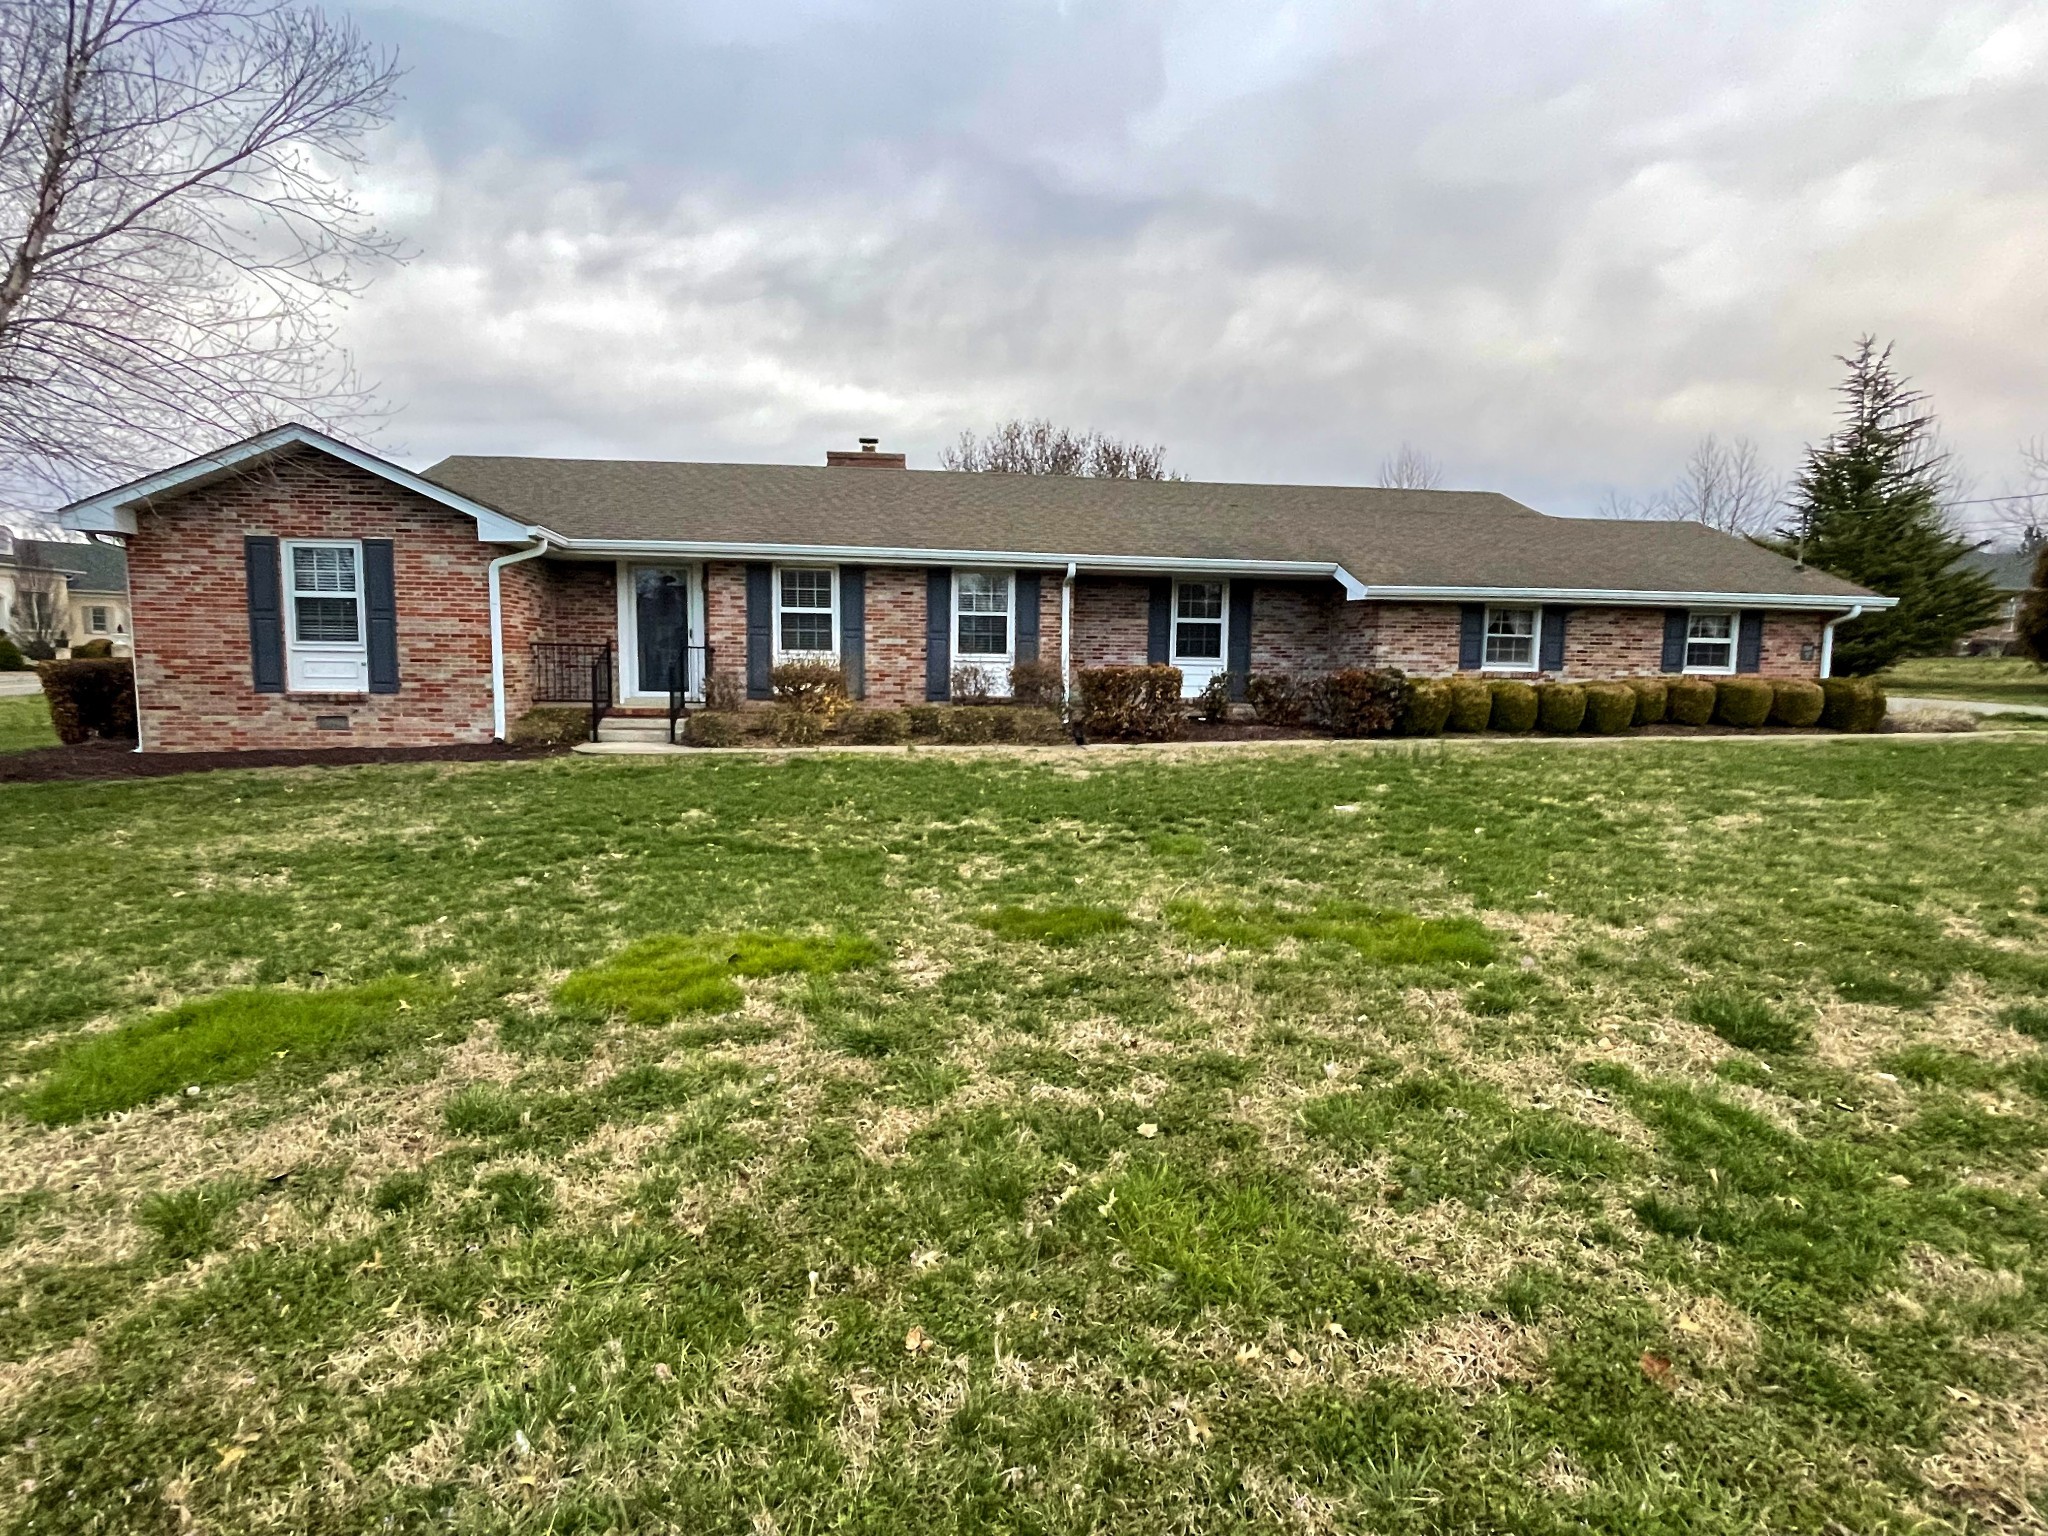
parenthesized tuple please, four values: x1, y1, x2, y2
(1071, 578, 1150, 669)
(543, 561, 616, 644)
(1762, 612, 1825, 674)
(129, 448, 513, 751)
(704, 561, 748, 698)
(1341, 601, 1824, 679)
(1250, 582, 1338, 673)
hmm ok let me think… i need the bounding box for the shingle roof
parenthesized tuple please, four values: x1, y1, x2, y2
(421, 457, 1876, 603)
(1957, 547, 2038, 593)
(3, 536, 128, 592)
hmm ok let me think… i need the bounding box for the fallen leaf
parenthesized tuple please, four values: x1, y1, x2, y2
(1640, 1351, 1675, 1388)
(216, 1446, 247, 1469)
(905, 1326, 934, 1355)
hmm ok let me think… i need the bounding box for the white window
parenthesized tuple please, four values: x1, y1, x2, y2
(954, 571, 1012, 659)
(1685, 611, 1737, 673)
(87, 606, 109, 634)
(775, 566, 837, 658)
(1173, 581, 1225, 661)
(283, 540, 368, 691)
(1483, 607, 1539, 670)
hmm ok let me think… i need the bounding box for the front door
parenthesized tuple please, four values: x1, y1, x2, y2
(632, 566, 691, 697)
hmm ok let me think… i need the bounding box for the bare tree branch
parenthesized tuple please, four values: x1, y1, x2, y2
(0, 0, 403, 500)
(1377, 442, 1442, 490)
(941, 418, 1179, 479)
(1600, 435, 1781, 535)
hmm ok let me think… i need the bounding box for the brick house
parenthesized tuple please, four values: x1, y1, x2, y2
(57, 425, 1891, 752)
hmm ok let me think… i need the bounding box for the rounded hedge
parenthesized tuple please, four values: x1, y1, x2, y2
(1821, 677, 1887, 733)
(507, 706, 589, 748)
(1446, 677, 1494, 732)
(1535, 682, 1587, 733)
(1399, 678, 1454, 736)
(842, 708, 909, 744)
(1626, 677, 1668, 725)
(1713, 678, 1774, 729)
(683, 711, 743, 748)
(1667, 678, 1717, 726)
(937, 707, 997, 744)
(1769, 679, 1825, 729)
(1488, 679, 1538, 732)
(1582, 681, 1637, 734)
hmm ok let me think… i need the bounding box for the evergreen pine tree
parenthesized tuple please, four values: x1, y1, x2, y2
(2016, 543, 2048, 665)
(1779, 339, 1999, 674)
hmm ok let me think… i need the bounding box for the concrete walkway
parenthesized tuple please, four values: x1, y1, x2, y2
(0, 673, 41, 697)
(1889, 694, 2048, 718)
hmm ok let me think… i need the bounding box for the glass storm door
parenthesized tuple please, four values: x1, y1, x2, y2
(633, 567, 690, 695)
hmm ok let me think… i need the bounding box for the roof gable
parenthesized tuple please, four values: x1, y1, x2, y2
(57, 425, 537, 544)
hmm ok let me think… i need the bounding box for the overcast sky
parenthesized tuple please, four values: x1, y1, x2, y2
(335, 0, 2048, 526)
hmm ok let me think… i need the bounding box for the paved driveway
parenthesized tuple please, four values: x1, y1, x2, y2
(0, 673, 42, 697)
(1889, 694, 2048, 719)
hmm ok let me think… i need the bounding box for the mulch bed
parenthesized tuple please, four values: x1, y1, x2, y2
(0, 739, 561, 784)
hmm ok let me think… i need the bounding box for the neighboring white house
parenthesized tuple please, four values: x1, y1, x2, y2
(0, 527, 133, 656)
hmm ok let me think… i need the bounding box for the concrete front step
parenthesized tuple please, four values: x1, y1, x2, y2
(596, 715, 678, 744)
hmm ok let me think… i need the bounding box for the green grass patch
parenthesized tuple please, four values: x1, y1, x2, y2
(1879, 654, 2048, 707)
(2003, 1002, 2048, 1041)
(16, 977, 432, 1124)
(974, 903, 1131, 945)
(553, 930, 882, 1023)
(135, 1178, 252, 1261)
(1685, 986, 1809, 1054)
(1167, 897, 1496, 970)
(0, 693, 57, 752)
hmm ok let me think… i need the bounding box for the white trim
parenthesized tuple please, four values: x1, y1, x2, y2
(282, 538, 369, 693)
(1170, 577, 1229, 696)
(1819, 603, 1863, 679)
(952, 568, 1015, 665)
(618, 561, 705, 701)
(1481, 604, 1541, 672)
(1060, 561, 1076, 712)
(1681, 609, 1739, 675)
(57, 424, 544, 544)
(489, 538, 552, 739)
(772, 563, 839, 663)
(1364, 583, 1894, 612)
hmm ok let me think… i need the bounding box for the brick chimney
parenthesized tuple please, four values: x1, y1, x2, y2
(826, 436, 906, 469)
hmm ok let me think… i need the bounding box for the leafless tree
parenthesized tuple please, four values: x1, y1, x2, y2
(0, 0, 403, 500)
(1598, 435, 1780, 535)
(942, 418, 1179, 479)
(1377, 442, 1442, 490)
(7, 534, 66, 650)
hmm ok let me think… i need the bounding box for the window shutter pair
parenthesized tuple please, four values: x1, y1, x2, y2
(1539, 606, 1568, 673)
(925, 568, 951, 700)
(1226, 580, 1253, 700)
(1660, 609, 1688, 673)
(1015, 572, 1041, 662)
(243, 536, 397, 693)
(1457, 604, 1485, 670)
(744, 563, 773, 699)
(1736, 611, 1764, 673)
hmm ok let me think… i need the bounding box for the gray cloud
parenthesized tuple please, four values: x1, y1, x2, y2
(340, 0, 2048, 527)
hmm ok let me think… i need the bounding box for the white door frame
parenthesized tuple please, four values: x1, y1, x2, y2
(615, 560, 706, 702)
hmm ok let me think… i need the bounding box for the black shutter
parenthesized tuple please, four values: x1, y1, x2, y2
(1458, 604, 1485, 670)
(1227, 579, 1254, 700)
(244, 536, 284, 693)
(363, 538, 399, 694)
(1736, 610, 1764, 674)
(1661, 609, 1688, 673)
(1147, 579, 1172, 664)
(745, 563, 773, 699)
(840, 565, 866, 699)
(1015, 572, 1041, 662)
(1539, 605, 1567, 673)
(925, 567, 951, 700)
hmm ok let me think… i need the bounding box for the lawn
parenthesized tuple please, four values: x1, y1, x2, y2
(2, 738, 2046, 1534)
(1881, 654, 2048, 707)
(0, 693, 55, 752)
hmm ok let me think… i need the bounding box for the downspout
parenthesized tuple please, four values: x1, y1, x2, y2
(1818, 603, 1863, 679)
(1060, 561, 1077, 716)
(488, 536, 551, 741)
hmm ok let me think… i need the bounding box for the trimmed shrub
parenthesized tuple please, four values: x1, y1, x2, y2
(0, 634, 25, 671)
(1821, 676, 1887, 733)
(771, 661, 851, 720)
(842, 708, 909, 745)
(1666, 677, 1716, 726)
(1487, 680, 1538, 733)
(23, 639, 57, 661)
(1076, 664, 1185, 740)
(1769, 678, 1826, 728)
(1626, 677, 1668, 725)
(1446, 677, 1493, 732)
(937, 707, 996, 744)
(1582, 681, 1637, 735)
(1535, 682, 1587, 733)
(905, 704, 942, 738)
(983, 707, 1020, 741)
(508, 706, 589, 748)
(683, 711, 742, 748)
(1312, 668, 1406, 737)
(1246, 673, 1308, 725)
(1008, 658, 1063, 710)
(37, 658, 136, 744)
(71, 638, 114, 659)
(1195, 673, 1232, 722)
(1713, 678, 1774, 729)
(773, 706, 825, 745)
(1398, 678, 1453, 736)
(1011, 708, 1067, 744)
(703, 670, 744, 712)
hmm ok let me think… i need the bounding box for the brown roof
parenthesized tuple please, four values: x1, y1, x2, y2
(421, 456, 1876, 602)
